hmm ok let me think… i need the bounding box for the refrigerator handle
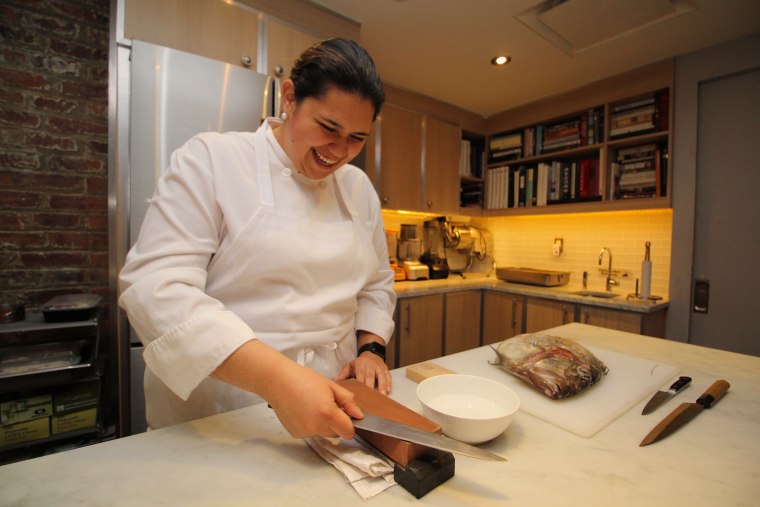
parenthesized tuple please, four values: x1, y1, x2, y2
(262, 76, 282, 123)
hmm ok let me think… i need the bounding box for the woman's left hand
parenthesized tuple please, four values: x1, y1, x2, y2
(336, 334, 391, 395)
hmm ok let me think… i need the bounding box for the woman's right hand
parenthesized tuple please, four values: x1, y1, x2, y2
(212, 339, 363, 439)
(267, 361, 363, 439)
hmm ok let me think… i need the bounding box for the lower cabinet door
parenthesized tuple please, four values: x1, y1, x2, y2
(396, 294, 444, 367)
(525, 297, 575, 333)
(482, 291, 524, 345)
(444, 291, 481, 355)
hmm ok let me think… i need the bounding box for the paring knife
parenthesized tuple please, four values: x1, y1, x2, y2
(642, 376, 692, 415)
(639, 379, 730, 447)
(353, 413, 507, 462)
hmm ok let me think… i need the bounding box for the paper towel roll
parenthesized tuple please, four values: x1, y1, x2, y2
(641, 260, 652, 299)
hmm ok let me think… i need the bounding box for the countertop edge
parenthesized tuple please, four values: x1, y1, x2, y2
(393, 276, 669, 313)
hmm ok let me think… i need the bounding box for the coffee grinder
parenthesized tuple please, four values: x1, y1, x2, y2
(420, 217, 449, 279)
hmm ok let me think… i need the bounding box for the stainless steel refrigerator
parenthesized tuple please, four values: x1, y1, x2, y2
(111, 40, 277, 434)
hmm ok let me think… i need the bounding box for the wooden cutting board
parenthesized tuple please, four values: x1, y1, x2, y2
(337, 379, 441, 466)
(404, 342, 679, 438)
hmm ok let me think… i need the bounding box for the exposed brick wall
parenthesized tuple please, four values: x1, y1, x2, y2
(0, 0, 110, 311)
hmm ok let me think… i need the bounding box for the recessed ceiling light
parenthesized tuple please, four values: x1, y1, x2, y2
(491, 55, 512, 66)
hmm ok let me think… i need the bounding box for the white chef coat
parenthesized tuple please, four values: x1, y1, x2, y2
(119, 119, 396, 429)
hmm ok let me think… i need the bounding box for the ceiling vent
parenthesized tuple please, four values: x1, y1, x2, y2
(516, 0, 697, 55)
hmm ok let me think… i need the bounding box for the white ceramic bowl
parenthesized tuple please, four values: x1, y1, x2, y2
(416, 374, 520, 444)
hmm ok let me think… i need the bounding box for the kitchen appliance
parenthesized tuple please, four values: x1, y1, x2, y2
(420, 218, 449, 279)
(384, 229, 405, 281)
(641, 376, 692, 415)
(113, 40, 275, 434)
(398, 224, 428, 280)
(640, 379, 730, 446)
(442, 222, 491, 275)
(496, 267, 571, 286)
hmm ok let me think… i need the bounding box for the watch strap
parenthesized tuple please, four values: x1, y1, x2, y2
(357, 341, 386, 361)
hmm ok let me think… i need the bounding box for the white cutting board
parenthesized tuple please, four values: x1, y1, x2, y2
(408, 341, 679, 438)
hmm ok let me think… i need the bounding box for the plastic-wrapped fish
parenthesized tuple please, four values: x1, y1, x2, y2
(490, 333, 608, 399)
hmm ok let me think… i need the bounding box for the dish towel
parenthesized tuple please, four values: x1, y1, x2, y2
(305, 436, 396, 499)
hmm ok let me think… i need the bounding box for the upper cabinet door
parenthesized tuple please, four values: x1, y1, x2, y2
(424, 116, 461, 212)
(124, 0, 259, 69)
(265, 17, 319, 78)
(376, 103, 424, 210)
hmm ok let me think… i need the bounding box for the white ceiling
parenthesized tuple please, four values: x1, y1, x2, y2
(310, 0, 760, 118)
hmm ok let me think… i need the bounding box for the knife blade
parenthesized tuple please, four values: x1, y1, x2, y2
(639, 379, 730, 447)
(353, 413, 507, 462)
(642, 376, 692, 415)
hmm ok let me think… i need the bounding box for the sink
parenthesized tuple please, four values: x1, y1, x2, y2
(572, 290, 620, 299)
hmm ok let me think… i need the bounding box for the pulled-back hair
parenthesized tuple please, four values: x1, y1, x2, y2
(289, 38, 385, 120)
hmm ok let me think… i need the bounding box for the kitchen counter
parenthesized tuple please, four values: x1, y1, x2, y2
(1, 324, 757, 506)
(394, 275, 669, 313)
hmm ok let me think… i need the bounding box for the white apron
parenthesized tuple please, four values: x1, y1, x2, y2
(144, 122, 379, 427)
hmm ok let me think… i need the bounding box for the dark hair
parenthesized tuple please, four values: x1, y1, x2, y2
(289, 38, 385, 120)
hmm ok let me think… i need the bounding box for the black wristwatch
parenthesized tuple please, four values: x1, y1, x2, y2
(357, 342, 386, 361)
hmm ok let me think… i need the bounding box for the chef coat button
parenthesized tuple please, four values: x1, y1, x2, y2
(282, 168, 291, 177)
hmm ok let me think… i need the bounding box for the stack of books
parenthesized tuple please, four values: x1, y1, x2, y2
(611, 143, 663, 199)
(541, 119, 582, 153)
(488, 131, 522, 162)
(610, 93, 663, 138)
(459, 139, 485, 179)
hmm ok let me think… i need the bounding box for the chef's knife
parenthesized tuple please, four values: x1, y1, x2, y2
(353, 413, 507, 462)
(641, 376, 692, 415)
(639, 379, 730, 447)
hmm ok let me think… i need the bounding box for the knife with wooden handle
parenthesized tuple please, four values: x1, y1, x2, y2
(639, 379, 730, 446)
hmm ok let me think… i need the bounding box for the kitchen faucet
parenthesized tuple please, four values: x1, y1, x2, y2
(599, 247, 618, 291)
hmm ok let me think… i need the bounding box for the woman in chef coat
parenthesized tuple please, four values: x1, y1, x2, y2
(119, 39, 395, 440)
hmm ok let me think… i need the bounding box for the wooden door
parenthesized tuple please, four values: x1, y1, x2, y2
(397, 295, 443, 367)
(376, 104, 423, 210)
(482, 291, 524, 344)
(424, 116, 461, 212)
(444, 291, 481, 355)
(125, 0, 259, 68)
(525, 297, 575, 333)
(265, 17, 319, 77)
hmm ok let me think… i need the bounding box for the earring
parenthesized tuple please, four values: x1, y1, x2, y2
(280, 111, 288, 121)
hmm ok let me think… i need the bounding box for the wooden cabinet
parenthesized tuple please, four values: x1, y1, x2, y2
(577, 304, 666, 337)
(424, 116, 462, 212)
(370, 103, 423, 210)
(367, 104, 462, 212)
(264, 16, 319, 78)
(525, 297, 575, 333)
(483, 59, 674, 216)
(482, 291, 524, 345)
(124, 0, 259, 69)
(443, 291, 481, 355)
(395, 294, 444, 367)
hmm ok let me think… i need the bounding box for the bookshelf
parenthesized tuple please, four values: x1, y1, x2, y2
(481, 60, 673, 216)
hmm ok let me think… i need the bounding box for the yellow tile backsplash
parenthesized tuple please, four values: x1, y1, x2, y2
(382, 209, 672, 298)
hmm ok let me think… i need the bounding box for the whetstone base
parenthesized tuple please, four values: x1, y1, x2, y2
(393, 449, 455, 499)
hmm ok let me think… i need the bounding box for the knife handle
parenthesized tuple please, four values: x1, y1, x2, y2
(670, 376, 692, 393)
(696, 379, 730, 408)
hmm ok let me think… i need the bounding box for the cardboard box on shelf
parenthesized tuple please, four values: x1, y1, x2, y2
(53, 379, 100, 415)
(0, 416, 50, 447)
(51, 407, 97, 435)
(1, 394, 53, 425)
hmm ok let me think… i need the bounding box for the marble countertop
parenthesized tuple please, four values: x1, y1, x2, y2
(394, 275, 669, 313)
(1, 324, 756, 506)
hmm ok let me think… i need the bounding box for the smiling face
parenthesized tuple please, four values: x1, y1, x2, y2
(273, 80, 375, 180)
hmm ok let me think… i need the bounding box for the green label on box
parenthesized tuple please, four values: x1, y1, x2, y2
(1, 394, 53, 425)
(51, 407, 97, 435)
(54, 381, 100, 415)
